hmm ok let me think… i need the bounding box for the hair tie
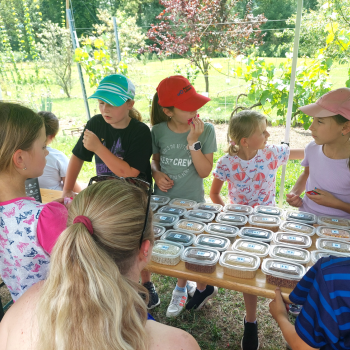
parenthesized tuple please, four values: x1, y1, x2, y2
(73, 215, 94, 235)
(230, 140, 236, 146)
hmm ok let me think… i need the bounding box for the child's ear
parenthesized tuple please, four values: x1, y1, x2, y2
(126, 100, 135, 109)
(342, 121, 350, 136)
(240, 138, 248, 148)
(162, 108, 173, 118)
(12, 149, 26, 170)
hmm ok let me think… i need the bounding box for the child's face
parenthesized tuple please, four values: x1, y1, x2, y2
(25, 126, 48, 177)
(166, 107, 198, 125)
(246, 120, 270, 150)
(98, 100, 134, 127)
(309, 117, 343, 145)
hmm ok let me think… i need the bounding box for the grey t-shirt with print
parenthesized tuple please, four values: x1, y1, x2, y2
(151, 121, 217, 203)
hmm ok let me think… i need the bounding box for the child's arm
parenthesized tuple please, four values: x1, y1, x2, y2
(289, 149, 304, 160)
(151, 153, 174, 192)
(306, 189, 350, 214)
(269, 289, 318, 350)
(83, 129, 140, 178)
(62, 155, 84, 198)
(210, 178, 225, 206)
(188, 118, 213, 178)
(286, 167, 309, 207)
(62, 177, 82, 193)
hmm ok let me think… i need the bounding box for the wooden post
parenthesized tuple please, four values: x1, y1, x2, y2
(66, 0, 69, 29)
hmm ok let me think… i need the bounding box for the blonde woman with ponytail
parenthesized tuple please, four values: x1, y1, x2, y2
(0, 180, 200, 350)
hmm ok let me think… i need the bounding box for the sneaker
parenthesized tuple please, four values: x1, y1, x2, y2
(289, 304, 302, 317)
(166, 289, 187, 317)
(186, 281, 197, 298)
(143, 282, 160, 310)
(185, 285, 218, 311)
(241, 317, 259, 350)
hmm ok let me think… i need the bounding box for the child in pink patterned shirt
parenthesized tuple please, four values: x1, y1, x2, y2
(210, 109, 304, 350)
(0, 102, 68, 301)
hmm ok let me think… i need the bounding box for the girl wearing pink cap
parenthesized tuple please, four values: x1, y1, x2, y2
(287, 88, 350, 218)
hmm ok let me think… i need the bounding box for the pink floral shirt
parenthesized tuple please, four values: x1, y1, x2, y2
(213, 144, 290, 207)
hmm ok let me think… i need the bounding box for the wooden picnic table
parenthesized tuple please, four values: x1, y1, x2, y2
(40, 188, 319, 303)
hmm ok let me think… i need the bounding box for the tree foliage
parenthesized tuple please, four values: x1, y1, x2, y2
(143, 0, 267, 92)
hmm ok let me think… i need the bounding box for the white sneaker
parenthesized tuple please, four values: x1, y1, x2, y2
(166, 289, 187, 318)
(186, 281, 197, 298)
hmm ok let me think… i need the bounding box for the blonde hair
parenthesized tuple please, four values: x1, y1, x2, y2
(0, 102, 43, 173)
(36, 180, 154, 350)
(226, 110, 267, 156)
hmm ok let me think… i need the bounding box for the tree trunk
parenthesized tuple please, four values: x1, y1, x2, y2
(203, 61, 209, 93)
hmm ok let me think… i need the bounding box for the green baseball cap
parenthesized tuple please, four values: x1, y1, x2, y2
(88, 74, 135, 106)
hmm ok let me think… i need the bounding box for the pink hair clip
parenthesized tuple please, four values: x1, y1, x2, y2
(230, 140, 236, 146)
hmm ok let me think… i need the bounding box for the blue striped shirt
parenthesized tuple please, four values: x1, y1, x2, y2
(290, 256, 350, 350)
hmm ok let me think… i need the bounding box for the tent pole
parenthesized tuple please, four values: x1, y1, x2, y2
(278, 0, 303, 208)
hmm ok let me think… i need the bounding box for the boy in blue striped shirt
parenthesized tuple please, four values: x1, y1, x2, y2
(269, 256, 350, 350)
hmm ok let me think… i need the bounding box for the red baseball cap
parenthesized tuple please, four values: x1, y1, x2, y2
(156, 75, 210, 111)
(299, 87, 350, 121)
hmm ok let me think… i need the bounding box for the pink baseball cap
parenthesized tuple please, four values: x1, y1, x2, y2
(298, 88, 350, 121)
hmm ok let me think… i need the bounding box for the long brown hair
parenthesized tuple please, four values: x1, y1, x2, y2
(332, 114, 350, 170)
(150, 92, 174, 126)
(37, 180, 154, 350)
(226, 110, 267, 156)
(0, 102, 43, 173)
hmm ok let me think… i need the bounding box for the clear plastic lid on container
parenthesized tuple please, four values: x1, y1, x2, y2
(151, 195, 171, 206)
(285, 211, 317, 225)
(274, 232, 312, 249)
(220, 251, 260, 271)
(216, 213, 248, 226)
(153, 225, 166, 239)
(206, 223, 239, 239)
(181, 246, 220, 266)
(153, 213, 180, 227)
(232, 239, 270, 257)
(316, 226, 350, 240)
(262, 258, 306, 280)
(194, 202, 223, 213)
(223, 204, 253, 215)
(150, 203, 159, 212)
(151, 240, 184, 265)
(168, 198, 197, 209)
(316, 237, 350, 254)
(254, 205, 282, 216)
(317, 216, 350, 228)
(311, 250, 350, 264)
(238, 227, 274, 243)
(157, 206, 187, 217)
(280, 221, 316, 236)
(194, 234, 230, 252)
(249, 214, 281, 228)
(184, 210, 216, 223)
(161, 230, 196, 246)
(174, 219, 206, 234)
(269, 245, 311, 265)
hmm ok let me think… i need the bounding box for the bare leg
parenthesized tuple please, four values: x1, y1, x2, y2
(197, 282, 207, 290)
(243, 293, 257, 322)
(141, 269, 151, 284)
(177, 278, 187, 288)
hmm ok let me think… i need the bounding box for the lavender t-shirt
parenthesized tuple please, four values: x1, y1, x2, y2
(300, 141, 350, 218)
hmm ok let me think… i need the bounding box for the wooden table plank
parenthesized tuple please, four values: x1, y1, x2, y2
(40, 188, 62, 203)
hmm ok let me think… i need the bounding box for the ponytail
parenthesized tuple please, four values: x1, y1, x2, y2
(36, 180, 153, 350)
(128, 105, 143, 122)
(150, 92, 173, 126)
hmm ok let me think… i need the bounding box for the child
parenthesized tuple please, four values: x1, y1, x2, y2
(151, 75, 218, 317)
(270, 255, 350, 350)
(210, 109, 304, 350)
(38, 111, 81, 192)
(286, 88, 350, 218)
(0, 102, 68, 301)
(62, 74, 159, 309)
(0, 180, 200, 350)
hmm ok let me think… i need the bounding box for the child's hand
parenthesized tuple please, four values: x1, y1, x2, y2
(62, 189, 76, 200)
(153, 171, 174, 192)
(187, 115, 204, 145)
(269, 288, 289, 322)
(83, 129, 102, 153)
(286, 192, 303, 207)
(306, 188, 341, 209)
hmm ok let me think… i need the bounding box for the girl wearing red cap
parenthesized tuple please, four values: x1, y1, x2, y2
(151, 75, 217, 317)
(287, 88, 350, 218)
